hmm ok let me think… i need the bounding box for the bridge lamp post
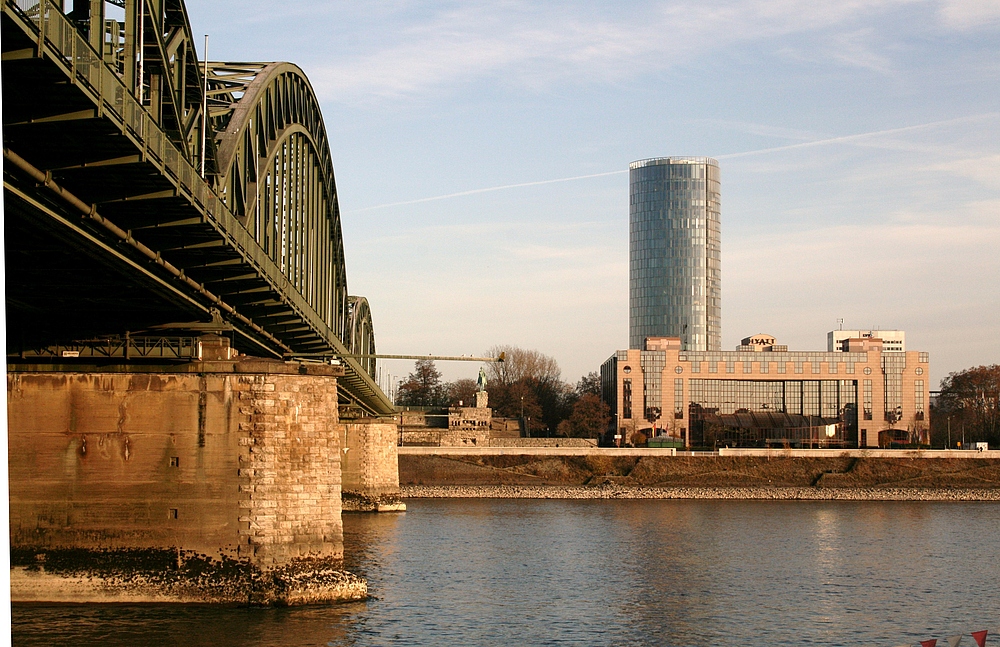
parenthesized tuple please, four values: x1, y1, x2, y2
(520, 396, 524, 437)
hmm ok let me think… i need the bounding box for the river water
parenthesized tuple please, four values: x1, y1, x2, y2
(12, 499, 1000, 646)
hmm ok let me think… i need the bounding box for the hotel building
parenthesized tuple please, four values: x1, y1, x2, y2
(601, 334, 930, 448)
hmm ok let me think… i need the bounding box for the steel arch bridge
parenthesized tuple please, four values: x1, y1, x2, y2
(2, 0, 390, 415)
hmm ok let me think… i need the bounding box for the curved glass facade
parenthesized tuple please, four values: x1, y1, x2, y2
(629, 157, 720, 351)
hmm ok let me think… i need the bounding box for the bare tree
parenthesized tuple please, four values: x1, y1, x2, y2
(484, 344, 561, 386)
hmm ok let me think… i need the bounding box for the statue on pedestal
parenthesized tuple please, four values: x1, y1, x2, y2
(475, 367, 489, 408)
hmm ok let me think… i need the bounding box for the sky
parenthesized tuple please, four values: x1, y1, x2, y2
(186, 0, 1000, 392)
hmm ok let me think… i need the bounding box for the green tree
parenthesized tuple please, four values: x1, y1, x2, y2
(575, 372, 601, 398)
(557, 393, 610, 438)
(934, 364, 1000, 447)
(444, 378, 478, 407)
(396, 359, 445, 406)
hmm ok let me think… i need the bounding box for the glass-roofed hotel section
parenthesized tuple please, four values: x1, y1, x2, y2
(629, 157, 721, 351)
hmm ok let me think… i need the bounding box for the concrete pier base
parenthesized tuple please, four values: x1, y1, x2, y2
(6, 358, 366, 604)
(341, 419, 405, 512)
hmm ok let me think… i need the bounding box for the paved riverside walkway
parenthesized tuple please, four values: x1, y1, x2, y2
(398, 446, 679, 456)
(398, 446, 1000, 459)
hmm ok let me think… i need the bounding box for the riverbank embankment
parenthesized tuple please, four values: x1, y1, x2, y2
(399, 451, 1000, 495)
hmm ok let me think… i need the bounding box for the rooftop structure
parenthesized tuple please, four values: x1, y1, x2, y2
(829, 329, 905, 352)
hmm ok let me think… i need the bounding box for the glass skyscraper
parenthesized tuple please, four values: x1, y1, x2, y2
(629, 157, 721, 351)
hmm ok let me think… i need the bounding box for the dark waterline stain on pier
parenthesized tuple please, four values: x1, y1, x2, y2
(13, 499, 1000, 646)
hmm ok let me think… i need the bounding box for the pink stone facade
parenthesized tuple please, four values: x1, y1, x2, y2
(601, 337, 930, 448)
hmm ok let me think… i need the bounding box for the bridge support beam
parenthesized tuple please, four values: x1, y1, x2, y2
(6, 357, 369, 604)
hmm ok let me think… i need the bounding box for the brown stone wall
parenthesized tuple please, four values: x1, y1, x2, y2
(7, 361, 344, 566)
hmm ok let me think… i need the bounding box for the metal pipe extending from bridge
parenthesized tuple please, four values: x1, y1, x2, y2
(286, 352, 504, 362)
(3, 147, 292, 356)
(349, 353, 503, 362)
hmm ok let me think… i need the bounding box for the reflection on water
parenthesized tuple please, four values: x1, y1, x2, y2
(13, 500, 1000, 646)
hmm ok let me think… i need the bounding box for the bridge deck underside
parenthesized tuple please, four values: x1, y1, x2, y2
(2, 9, 390, 415)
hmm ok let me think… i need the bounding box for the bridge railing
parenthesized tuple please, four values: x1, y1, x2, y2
(5, 0, 392, 413)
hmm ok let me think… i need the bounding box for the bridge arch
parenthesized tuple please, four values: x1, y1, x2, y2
(208, 62, 351, 344)
(346, 296, 376, 379)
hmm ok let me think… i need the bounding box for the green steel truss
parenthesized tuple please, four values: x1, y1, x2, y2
(2, 0, 391, 415)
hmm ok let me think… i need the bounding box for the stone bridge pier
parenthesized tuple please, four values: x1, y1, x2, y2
(6, 352, 401, 604)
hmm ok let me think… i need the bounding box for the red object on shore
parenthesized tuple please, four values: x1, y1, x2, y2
(972, 630, 989, 647)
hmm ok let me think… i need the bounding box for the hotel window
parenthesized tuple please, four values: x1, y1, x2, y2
(915, 379, 925, 419)
(623, 379, 632, 419)
(786, 381, 802, 415)
(919, 352, 929, 363)
(777, 362, 786, 374)
(709, 361, 718, 374)
(846, 363, 855, 374)
(691, 361, 701, 374)
(794, 361, 803, 374)
(743, 362, 752, 374)
(761, 362, 769, 374)
(811, 362, 821, 374)
(863, 379, 873, 420)
(829, 362, 838, 374)
(803, 381, 820, 416)
(674, 378, 684, 418)
(726, 361, 735, 374)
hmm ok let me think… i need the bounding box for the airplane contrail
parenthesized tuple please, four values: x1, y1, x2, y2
(347, 169, 626, 213)
(347, 113, 997, 214)
(716, 112, 997, 159)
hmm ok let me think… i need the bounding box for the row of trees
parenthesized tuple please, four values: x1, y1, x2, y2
(395, 345, 609, 438)
(931, 364, 1000, 448)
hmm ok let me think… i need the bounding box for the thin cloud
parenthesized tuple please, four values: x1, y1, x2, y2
(936, 0, 1000, 30)
(311, 0, 918, 103)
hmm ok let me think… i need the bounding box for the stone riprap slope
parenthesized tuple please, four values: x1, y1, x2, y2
(399, 455, 1000, 489)
(401, 485, 1000, 501)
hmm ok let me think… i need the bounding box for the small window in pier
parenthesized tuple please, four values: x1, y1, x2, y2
(169, 508, 179, 519)
(170, 456, 180, 467)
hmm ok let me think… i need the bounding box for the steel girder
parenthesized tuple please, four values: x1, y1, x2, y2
(2, 0, 392, 415)
(206, 62, 350, 347)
